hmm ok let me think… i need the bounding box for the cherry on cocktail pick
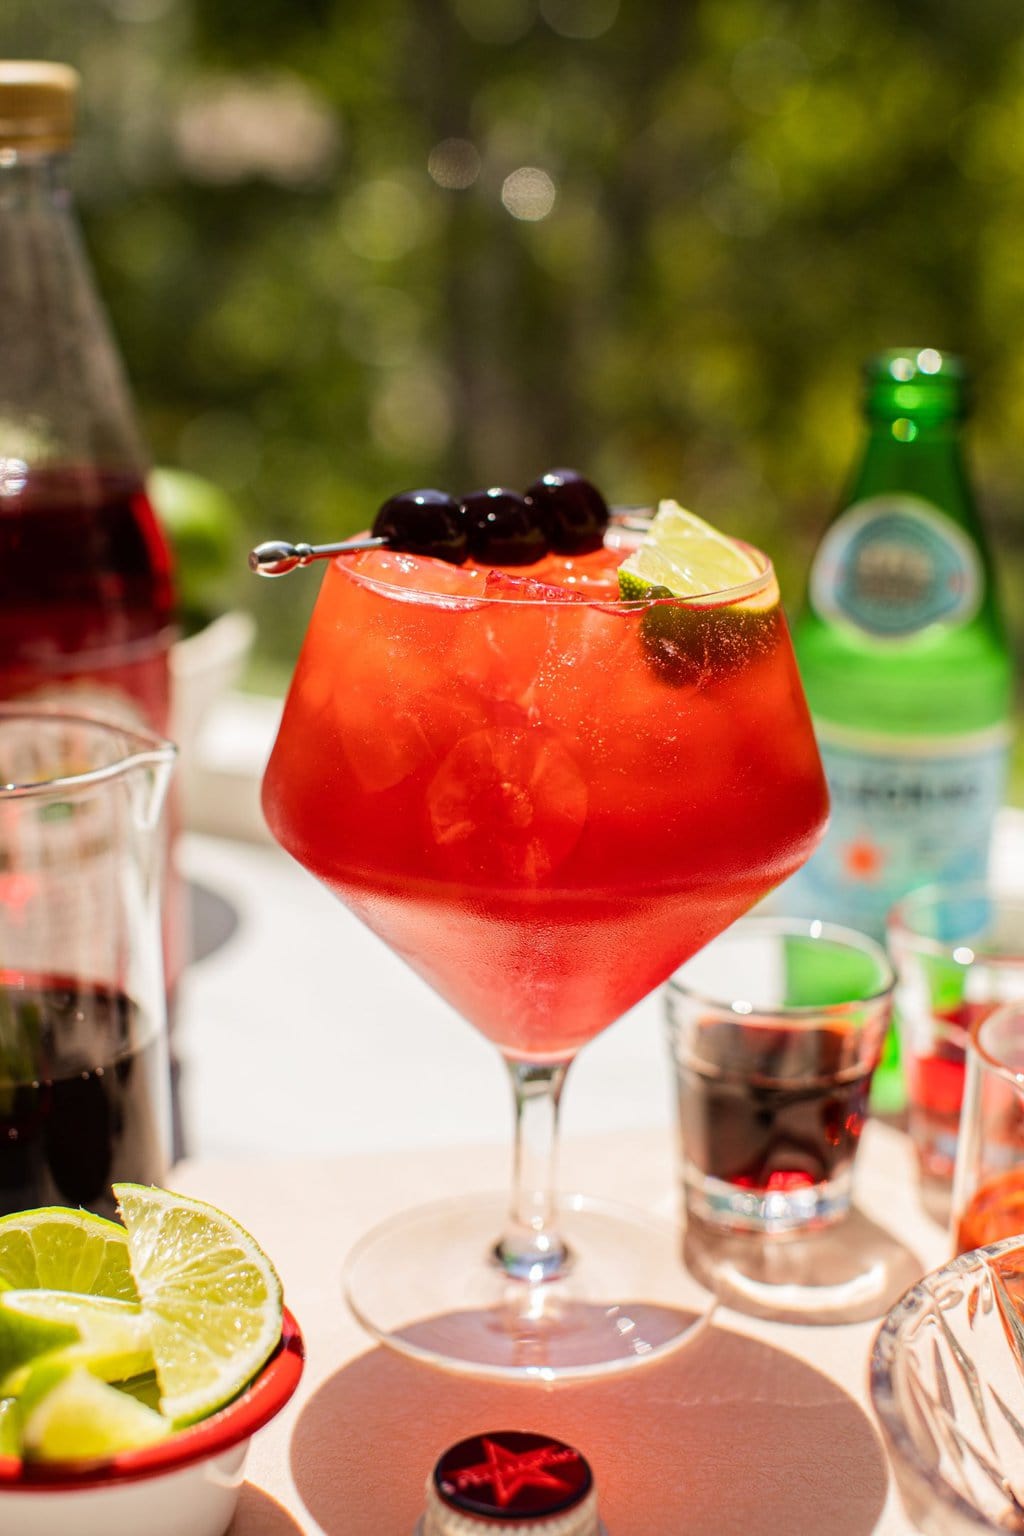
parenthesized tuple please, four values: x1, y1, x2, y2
(250, 489, 469, 575)
(249, 535, 386, 576)
(250, 474, 615, 576)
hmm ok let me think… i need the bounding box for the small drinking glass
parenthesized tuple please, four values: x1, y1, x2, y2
(952, 1000, 1024, 1255)
(666, 916, 894, 1237)
(0, 706, 175, 1218)
(888, 883, 1024, 1190)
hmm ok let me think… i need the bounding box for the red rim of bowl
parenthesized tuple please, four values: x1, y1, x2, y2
(0, 1307, 304, 1491)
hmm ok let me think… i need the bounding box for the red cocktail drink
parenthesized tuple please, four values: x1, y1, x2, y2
(264, 535, 826, 1059)
(261, 508, 828, 1376)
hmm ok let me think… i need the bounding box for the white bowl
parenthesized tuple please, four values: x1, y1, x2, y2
(0, 1308, 303, 1536)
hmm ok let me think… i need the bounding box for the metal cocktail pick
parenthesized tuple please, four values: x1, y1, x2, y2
(248, 536, 387, 577)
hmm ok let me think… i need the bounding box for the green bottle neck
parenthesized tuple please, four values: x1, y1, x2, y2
(844, 421, 979, 529)
(795, 416, 1012, 736)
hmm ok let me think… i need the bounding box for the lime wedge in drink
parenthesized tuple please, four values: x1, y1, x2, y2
(0, 1291, 154, 1396)
(617, 501, 777, 686)
(22, 1368, 169, 1461)
(618, 500, 763, 600)
(0, 1209, 137, 1302)
(114, 1184, 283, 1427)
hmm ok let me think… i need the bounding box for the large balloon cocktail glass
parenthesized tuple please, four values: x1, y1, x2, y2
(262, 518, 828, 1378)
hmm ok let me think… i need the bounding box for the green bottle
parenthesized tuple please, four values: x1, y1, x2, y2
(787, 346, 1013, 941)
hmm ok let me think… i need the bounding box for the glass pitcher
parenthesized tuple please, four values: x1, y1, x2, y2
(0, 706, 175, 1217)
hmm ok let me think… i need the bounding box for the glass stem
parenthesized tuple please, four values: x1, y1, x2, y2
(496, 1057, 572, 1281)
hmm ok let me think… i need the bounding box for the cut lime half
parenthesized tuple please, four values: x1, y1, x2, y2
(618, 500, 766, 602)
(114, 1184, 283, 1428)
(0, 1210, 137, 1302)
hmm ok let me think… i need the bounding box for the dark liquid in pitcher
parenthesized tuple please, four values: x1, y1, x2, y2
(0, 976, 167, 1217)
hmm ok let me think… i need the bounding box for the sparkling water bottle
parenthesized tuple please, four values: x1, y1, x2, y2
(788, 348, 1013, 938)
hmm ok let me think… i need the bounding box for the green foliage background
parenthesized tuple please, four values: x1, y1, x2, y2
(4, 0, 1024, 693)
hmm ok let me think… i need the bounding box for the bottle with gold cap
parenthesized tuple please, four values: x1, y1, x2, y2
(0, 62, 183, 1131)
(0, 61, 176, 737)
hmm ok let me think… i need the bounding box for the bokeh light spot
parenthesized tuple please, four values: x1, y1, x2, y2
(892, 418, 918, 442)
(501, 166, 557, 220)
(342, 179, 428, 261)
(917, 347, 943, 374)
(173, 73, 339, 186)
(428, 137, 481, 190)
(540, 0, 619, 40)
(452, 0, 534, 44)
(371, 367, 453, 456)
(731, 38, 810, 115)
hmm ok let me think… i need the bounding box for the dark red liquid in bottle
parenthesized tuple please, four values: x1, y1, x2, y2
(0, 465, 175, 730)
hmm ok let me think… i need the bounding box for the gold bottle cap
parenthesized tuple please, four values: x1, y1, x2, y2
(0, 61, 78, 153)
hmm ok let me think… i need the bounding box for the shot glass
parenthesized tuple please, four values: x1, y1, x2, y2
(666, 917, 894, 1236)
(888, 884, 1024, 1188)
(952, 1000, 1024, 1255)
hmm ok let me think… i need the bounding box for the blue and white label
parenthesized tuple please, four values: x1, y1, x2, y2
(781, 721, 1010, 940)
(809, 496, 982, 638)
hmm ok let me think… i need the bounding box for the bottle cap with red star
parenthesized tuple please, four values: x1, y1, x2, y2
(420, 1429, 602, 1534)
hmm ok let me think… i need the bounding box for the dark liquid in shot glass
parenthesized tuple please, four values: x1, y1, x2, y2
(0, 975, 167, 1218)
(680, 1019, 875, 1194)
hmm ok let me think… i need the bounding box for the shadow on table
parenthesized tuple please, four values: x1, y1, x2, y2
(187, 878, 241, 965)
(228, 1483, 306, 1535)
(290, 1315, 889, 1536)
(683, 1205, 925, 1326)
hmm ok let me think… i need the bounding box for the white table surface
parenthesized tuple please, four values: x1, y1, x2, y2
(171, 1120, 948, 1536)
(166, 807, 1024, 1533)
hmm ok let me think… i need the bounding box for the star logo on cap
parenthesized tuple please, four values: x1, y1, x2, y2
(446, 1436, 580, 1508)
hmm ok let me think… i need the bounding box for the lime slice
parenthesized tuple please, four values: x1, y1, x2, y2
(617, 501, 777, 686)
(114, 1184, 283, 1427)
(0, 1398, 19, 1459)
(22, 1368, 169, 1462)
(618, 500, 763, 600)
(0, 1292, 78, 1381)
(0, 1292, 153, 1396)
(0, 1210, 137, 1302)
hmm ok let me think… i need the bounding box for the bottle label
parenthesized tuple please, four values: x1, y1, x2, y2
(780, 721, 1010, 939)
(809, 495, 982, 638)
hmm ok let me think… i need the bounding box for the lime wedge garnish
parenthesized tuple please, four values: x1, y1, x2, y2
(0, 1210, 137, 1302)
(618, 501, 777, 685)
(22, 1368, 169, 1462)
(618, 500, 763, 600)
(0, 1291, 154, 1396)
(114, 1184, 283, 1428)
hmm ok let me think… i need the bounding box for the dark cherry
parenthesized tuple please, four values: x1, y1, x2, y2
(372, 488, 468, 564)
(524, 468, 609, 555)
(462, 487, 548, 565)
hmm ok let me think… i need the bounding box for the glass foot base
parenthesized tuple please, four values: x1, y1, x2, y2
(683, 1202, 925, 1325)
(343, 1192, 713, 1381)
